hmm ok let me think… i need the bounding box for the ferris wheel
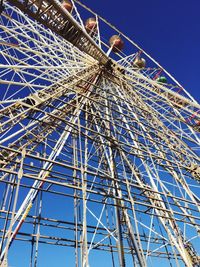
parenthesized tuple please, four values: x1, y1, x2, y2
(0, 1, 200, 266)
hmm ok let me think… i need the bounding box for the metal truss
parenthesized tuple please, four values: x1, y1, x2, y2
(0, 1, 200, 267)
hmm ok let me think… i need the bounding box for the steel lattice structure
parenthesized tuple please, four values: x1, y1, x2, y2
(0, 1, 200, 266)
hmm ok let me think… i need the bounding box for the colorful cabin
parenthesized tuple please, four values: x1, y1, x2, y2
(62, 0, 73, 13)
(133, 57, 146, 68)
(156, 76, 167, 84)
(194, 120, 200, 127)
(85, 18, 97, 33)
(109, 35, 124, 53)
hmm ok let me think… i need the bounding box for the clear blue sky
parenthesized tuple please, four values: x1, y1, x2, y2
(82, 0, 200, 102)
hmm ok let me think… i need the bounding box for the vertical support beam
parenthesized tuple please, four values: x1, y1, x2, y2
(110, 147, 147, 267)
(33, 190, 42, 267)
(110, 151, 126, 267)
(0, 148, 26, 265)
(104, 93, 126, 267)
(79, 101, 89, 267)
(73, 131, 79, 267)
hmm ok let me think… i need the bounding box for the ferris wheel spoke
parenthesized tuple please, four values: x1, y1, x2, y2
(90, 109, 170, 264)
(123, 72, 200, 142)
(90, 93, 163, 264)
(0, 4, 96, 106)
(0, 76, 102, 187)
(114, 114, 200, 231)
(0, 65, 99, 138)
(114, 84, 200, 212)
(88, 75, 200, 265)
(0, 78, 99, 262)
(101, 77, 199, 177)
(118, 78, 199, 172)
